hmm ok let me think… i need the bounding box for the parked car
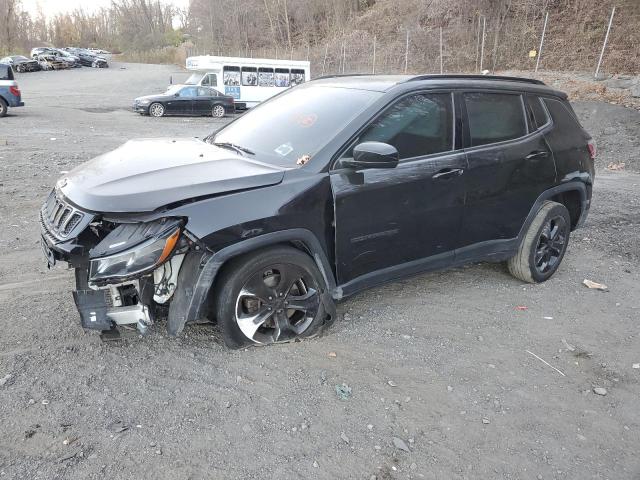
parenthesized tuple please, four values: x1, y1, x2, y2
(64, 48, 108, 68)
(36, 53, 71, 71)
(53, 49, 81, 68)
(0, 55, 41, 72)
(88, 48, 111, 55)
(133, 85, 235, 117)
(40, 74, 594, 346)
(0, 64, 24, 117)
(31, 47, 55, 58)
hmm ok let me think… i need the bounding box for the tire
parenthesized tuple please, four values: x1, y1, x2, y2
(149, 102, 165, 117)
(508, 201, 571, 283)
(15, 64, 23, 73)
(0, 98, 7, 118)
(212, 104, 225, 118)
(214, 246, 328, 349)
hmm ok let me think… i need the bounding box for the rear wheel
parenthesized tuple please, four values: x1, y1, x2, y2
(0, 98, 7, 117)
(508, 201, 571, 283)
(212, 104, 225, 118)
(149, 102, 165, 117)
(214, 246, 328, 349)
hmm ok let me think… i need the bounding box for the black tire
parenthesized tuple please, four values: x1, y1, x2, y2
(0, 98, 7, 118)
(214, 246, 328, 349)
(508, 201, 571, 283)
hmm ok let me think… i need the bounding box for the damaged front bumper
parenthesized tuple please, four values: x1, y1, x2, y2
(40, 189, 199, 336)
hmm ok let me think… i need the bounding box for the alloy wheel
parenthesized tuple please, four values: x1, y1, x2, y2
(235, 263, 320, 344)
(149, 103, 164, 117)
(212, 105, 225, 117)
(534, 215, 567, 274)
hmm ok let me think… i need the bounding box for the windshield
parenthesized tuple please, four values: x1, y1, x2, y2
(211, 86, 381, 167)
(185, 73, 203, 85)
(166, 85, 183, 95)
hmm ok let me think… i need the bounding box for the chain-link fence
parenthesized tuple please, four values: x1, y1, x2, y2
(186, 3, 639, 79)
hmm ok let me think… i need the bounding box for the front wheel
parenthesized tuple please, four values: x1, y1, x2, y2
(508, 201, 571, 283)
(214, 246, 328, 348)
(212, 104, 225, 118)
(0, 98, 7, 117)
(149, 102, 165, 117)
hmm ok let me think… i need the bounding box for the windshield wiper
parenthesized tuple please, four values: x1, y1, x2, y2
(211, 141, 255, 156)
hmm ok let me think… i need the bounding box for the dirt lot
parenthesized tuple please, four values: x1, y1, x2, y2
(1, 63, 639, 480)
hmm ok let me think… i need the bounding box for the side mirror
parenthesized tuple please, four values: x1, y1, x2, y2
(174, 92, 180, 97)
(340, 142, 399, 170)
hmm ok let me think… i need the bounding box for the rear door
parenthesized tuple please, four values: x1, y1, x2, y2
(458, 91, 556, 256)
(331, 92, 467, 285)
(194, 87, 214, 115)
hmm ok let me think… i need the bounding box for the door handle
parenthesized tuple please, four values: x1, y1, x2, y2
(432, 168, 464, 180)
(525, 151, 549, 160)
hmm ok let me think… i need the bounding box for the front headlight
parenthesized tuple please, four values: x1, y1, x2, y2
(138, 99, 151, 105)
(89, 219, 182, 283)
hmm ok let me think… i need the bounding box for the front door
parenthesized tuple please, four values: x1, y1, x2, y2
(459, 91, 556, 254)
(166, 86, 196, 114)
(331, 92, 467, 287)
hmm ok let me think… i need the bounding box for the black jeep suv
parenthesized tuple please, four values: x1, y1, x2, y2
(40, 74, 594, 347)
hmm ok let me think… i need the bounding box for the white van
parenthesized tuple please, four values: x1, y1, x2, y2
(184, 55, 310, 109)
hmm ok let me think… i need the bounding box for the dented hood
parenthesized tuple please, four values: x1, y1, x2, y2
(59, 138, 285, 213)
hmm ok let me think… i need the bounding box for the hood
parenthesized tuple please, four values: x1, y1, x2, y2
(135, 94, 165, 102)
(59, 138, 285, 213)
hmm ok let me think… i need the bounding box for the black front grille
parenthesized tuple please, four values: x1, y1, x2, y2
(41, 190, 89, 240)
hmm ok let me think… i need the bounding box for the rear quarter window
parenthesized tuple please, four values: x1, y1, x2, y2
(464, 92, 527, 147)
(0, 64, 14, 81)
(527, 95, 550, 129)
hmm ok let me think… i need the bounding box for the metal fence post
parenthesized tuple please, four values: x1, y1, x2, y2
(439, 26, 443, 74)
(595, 6, 616, 78)
(535, 11, 549, 72)
(321, 43, 328, 76)
(479, 16, 486, 72)
(372, 35, 376, 74)
(475, 15, 482, 73)
(404, 30, 409, 73)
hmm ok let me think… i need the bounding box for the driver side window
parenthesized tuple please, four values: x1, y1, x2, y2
(344, 93, 453, 160)
(179, 87, 198, 98)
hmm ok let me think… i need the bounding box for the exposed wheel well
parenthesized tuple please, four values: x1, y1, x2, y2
(550, 190, 582, 230)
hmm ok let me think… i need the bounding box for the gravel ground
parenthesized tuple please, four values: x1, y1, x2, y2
(1, 63, 639, 480)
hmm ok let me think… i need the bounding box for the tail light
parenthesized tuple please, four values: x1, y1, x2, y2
(9, 85, 20, 97)
(587, 139, 596, 160)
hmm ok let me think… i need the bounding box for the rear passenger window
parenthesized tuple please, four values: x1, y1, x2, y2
(528, 96, 549, 128)
(464, 93, 527, 147)
(350, 93, 453, 160)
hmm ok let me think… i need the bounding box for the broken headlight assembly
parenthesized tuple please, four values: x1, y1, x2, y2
(88, 218, 183, 284)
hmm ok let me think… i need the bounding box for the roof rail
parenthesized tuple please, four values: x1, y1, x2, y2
(406, 74, 545, 85)
(314, 73, 380, 80)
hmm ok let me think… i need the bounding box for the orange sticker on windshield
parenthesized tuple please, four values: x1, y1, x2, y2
(296, 114, 317, 128)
